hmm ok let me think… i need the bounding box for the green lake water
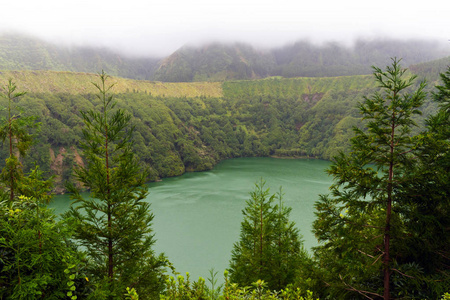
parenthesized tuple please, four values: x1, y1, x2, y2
(50, 157, 332, 281)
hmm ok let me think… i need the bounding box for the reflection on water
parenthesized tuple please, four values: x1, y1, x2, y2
(50, 157, 331, 282)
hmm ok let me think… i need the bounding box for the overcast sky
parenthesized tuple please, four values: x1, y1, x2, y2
(0, 0, 448, 56)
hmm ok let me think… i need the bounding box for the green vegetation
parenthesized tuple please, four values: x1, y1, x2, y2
(229, 180, 307, 290)
(0, 194, 82, 299)
(0, 70, 222, 97)
(312, 59, 442, 299)
(161, 272, 318, 300)
(64, 72, 168, 299)
(1, 57, 446, 193)
(154, 39, 449, 82)
(1, 53, 449, 299)
(154, 43, 275, 82)
(0, 79, 35, 202)
(1, 34, 449, 82)
(0, 34, 160, 80)
(0, 81, 84, 299)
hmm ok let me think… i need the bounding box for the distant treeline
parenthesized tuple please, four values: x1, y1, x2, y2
(1, 33, 449, 81)
(155, 39, 450, 81)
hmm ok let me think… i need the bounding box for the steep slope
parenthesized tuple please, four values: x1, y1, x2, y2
(154, 43, 275, 82)
(409, 55, 450, 82)
(154, 39, 450, 81)
(0, 34, 160, 79)
(2, 34, 449, 82)
(271, 38, 450, 77)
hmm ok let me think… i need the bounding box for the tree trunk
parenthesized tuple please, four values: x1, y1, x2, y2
(9, 113, 14, 203)
(383, 110, 396, 300)
(259, 200, 263, 273)
(105, 104, 113, 281)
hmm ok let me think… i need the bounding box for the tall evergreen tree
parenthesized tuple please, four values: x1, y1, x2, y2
(271, 188, 305, 289)
(393, 67, 450, 296)
(0, 79, 37, 203)
(312, 58, 427, 299)
(65, 71, 168, 299)
(229, 179, 306, 290)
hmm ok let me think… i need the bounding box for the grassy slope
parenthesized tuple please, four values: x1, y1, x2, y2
(0, 70, 223, 97)
(0, 70, 379, 99)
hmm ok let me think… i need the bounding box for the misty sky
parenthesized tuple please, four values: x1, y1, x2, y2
(1, 0, 448, 56)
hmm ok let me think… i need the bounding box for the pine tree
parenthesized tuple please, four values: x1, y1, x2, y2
(229, 179, 306, 290)
(394, 67, 450, 296)
(0, 79, 37, 203)
(271, 188, 304, 290)
(312, 58, 427, 299)
(65, 71, 168, 299)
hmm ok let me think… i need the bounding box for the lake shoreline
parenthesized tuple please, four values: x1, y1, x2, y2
(51, 157, 332, 283)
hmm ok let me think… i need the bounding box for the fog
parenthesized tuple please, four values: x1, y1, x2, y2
(1, 0, 449, 57)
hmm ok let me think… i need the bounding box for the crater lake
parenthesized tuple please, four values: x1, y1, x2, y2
(50, 157, 332, 282)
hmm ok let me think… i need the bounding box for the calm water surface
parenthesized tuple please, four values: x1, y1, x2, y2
(50, 157, 332, 281)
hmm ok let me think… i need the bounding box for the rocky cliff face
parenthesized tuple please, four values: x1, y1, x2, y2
(49, 146, 84, 194)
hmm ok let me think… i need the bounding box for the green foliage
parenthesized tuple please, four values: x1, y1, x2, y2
(125, 287, 139, 300)
(0, 34, 160, 80)
(154, 39, 450, 82)
(161, 271, 318, 300)
(64, 72, 168, 299)
(0, 79, 88, 299)
(206, 269, 223, 300)
(0, 52, 447, 298)
(0, 79, 40, 202)
(154, 43, 275, 82)
(0, 188, 85, 299)
(2, 34, 449, 82)
(229, 180, 307, 291)
(1, 57, 447, 193)
(409, 56, 450, 83)
(161, 273, 208, 300)
(311, 59, 450, 299)
(394, 67, 450, 296)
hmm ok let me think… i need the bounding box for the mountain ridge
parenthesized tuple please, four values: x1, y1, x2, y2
(1, 33, 449, 82)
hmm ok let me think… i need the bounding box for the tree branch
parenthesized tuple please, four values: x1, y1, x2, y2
(339, 274, 383, 300)
(392, 268, 415, 279)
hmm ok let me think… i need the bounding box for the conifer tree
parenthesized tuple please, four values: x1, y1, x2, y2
(313, 58, 427, 299)
(65, 71, 168, 299)
(229, 179, 306, 290)
(393, 67, 450, 297)
(0, 79, 37, 203)
(271, 188, 304, 290)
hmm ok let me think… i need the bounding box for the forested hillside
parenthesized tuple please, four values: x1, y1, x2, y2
(0, 34, 160, 79)
(1, 56, 447, 192)
(1, 34, 449, 82)
(153, 43, 275, 81)
(153, 39, 450, 81)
